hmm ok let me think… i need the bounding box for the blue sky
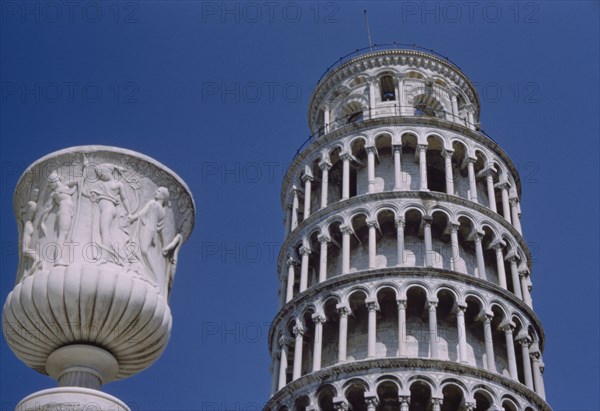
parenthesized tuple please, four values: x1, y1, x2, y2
(1, 1, 598, 410)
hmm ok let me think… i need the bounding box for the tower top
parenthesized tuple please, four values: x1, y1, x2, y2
(308, 46, 480, 136)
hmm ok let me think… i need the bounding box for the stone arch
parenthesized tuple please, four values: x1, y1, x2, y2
(429, 209, 452, 270)
(321, 296, 342, 368)
(425, 133, 448, 193)
(374, 207, 397, 268)
(344, 378, 370, 411)
(316, 384, 337, 411)
(375, 379, 400, 410)
(408, 378, 434, 410)
(413, 94, 447, 119)
(405, 285, 431, 358)
(501, 395, 520, 411)
(405, 70, 426, 79)
(293, 395, 310, 411)
(376, 286, 399, 358)
(472, 385, 498, 409)
(435, 287, 459, 362)
(440, 380, 467, 411)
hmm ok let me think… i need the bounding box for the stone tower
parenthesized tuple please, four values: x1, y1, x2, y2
(266, 47, 550, 411)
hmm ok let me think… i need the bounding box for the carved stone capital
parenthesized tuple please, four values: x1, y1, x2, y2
(364, 396, 379, 408)
(318, 234, 332, 243)
(490, 239, 506, 251)
(286, 256, 299, 266)
(494, 180, 511, 190)
(299, 246, 312, 256)
(396, 299, 407, 309)
(340, 224, 354, 235)
(340, 152, 352, 162)
(319, 160, 332, 171)
(395, 218, 406, 228)
(312, 314, 326, 324)
(499, 320, 516, 334)
(279, 335, 292, 347)
(336, 304, 351, 317)
(516, 334, 531, 346)
(333, 398, 349, 411)
(417, 143, 428, 152)
(366, 299, 380, 312)
(399, 396, 410, 405)
(292, 323, 305, 337)
(366, 219, 379, 229)
(302, 173, 314, 183)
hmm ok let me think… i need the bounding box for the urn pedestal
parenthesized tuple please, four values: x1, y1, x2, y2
(3, 146, 195, 410)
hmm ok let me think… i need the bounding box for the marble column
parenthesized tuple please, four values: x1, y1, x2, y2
(466, 157, 478, 203)
(299, 245, 311, 293)
(493, 242, 508, 289)
(367, 146, 376, 194)
(423, 216, 433, 267)
(393, 145, 403, 191)
(485, 171, 498, 212)
(496, 182, 511, 223)
(323, 103, 330, 133)
(341, 224, 353, 274)
(450, 223, 460, 271)
(510, 197, 522, 234)
(337, 305, 350, 362)
(520, 269, 533, 307)
(292, 323, 304, 380)
(483, 314, 496, 372)
(418, 144, 428, 191)
(443, 149, 454, 195)
(518, 336, 534, 390)
(508, 255, 523, 299)
(502, 323, 518, 380)
(428, 300, 439, 359)
(396, 218, 405, 266)
(531, 350, 546, 399)
(366, 299, 379, 358)
(278, 336, 289, 390)
(318, 234, 330, 283)
(341, 153, 351, 200)
(319, 161, 331, 209)
(365, 396, 379, 411)
(399, 396, 410, 411)
(397, 299, 407, 357)
(473, 231, 486, 280)
(367, 219, 378, 269)
(286, 257, 298, 303)
(456, 303, 468, 363)
(312, 314, 326, 372)
(302, 171, 313, 219)
(291, 185, 300, 230)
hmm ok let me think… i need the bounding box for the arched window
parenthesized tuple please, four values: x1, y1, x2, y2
(380, 75, 396, 101)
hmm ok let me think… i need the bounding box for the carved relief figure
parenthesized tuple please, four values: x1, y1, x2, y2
(128, 187, 170, 291)
(21, 201, 41, 277)
(89, 163, 131, 249)
(39, 171, 80, 265)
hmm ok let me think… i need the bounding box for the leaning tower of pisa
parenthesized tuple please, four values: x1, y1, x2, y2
(266, 47, 550, 411)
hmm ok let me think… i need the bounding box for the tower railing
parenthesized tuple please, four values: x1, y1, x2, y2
(292, 105, 495, 161)
(316, 43, 464, 85)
